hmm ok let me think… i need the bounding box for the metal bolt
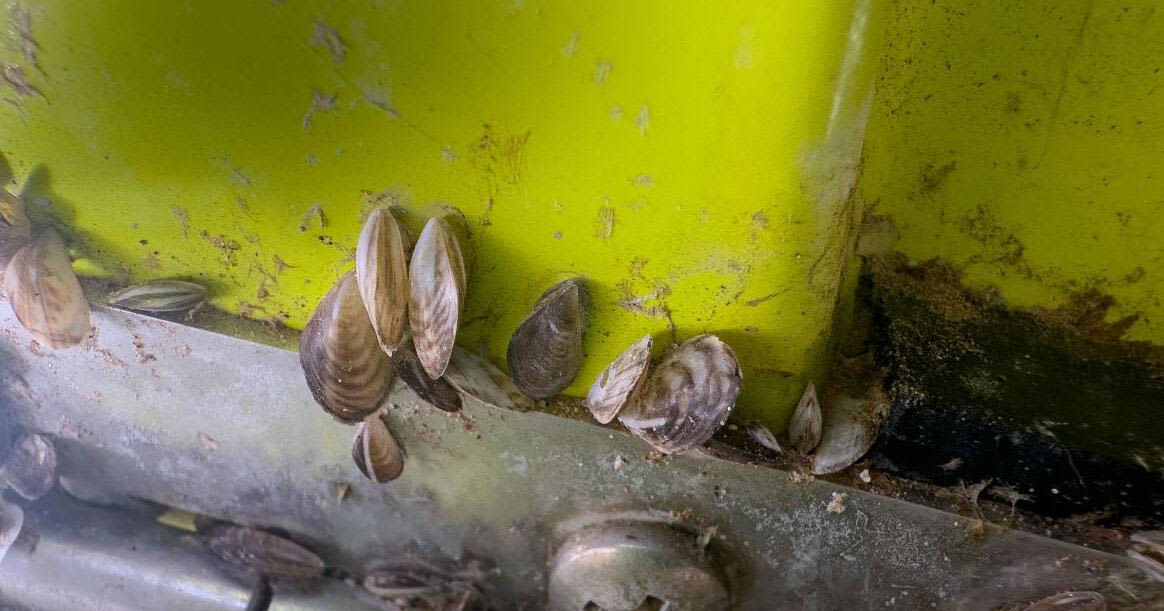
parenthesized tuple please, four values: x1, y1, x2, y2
(547, 521, 730, 611)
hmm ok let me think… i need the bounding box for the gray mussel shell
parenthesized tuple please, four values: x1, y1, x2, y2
(352, 412, 405, 483)
(810, 384, 889, 475)
(107, 280, 208, 313)
(299, 271, 394, 424)
(586, 334, 652, 424)
(1021, 591, 1106, 611)
(1, 432, 57, 501)
(1128, 530, 1164, 584)
(0, 496, 23, 565)
(408, 217, 467, 379)
(618, 334, 742, 455)
(507, 278, 587, 400)
(4, 228, 91, 348)
(205, 525, 325, 580)
(788, 381, 822, 453)
(395, 338, 462, 412)
(355, 208, 410, 356)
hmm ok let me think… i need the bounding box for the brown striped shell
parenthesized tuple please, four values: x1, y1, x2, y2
(1128, 531, 1164, 584)
(352, 412, 404, 483)
(107, 280, 208, 313)
(355, 208, 410, 357)
(205, 525, 325, 580)
(507, 278, 587, 400)
(788, 381, 822, 453)
(394, 338, 462, 412)
(0, 189, 32, 269)
(0, 496, 22, 565)
(1, 432, 57, 501)
(299, 271, 394, 424)
(618, 334, 742, 454)
(586, 334, 652, 424)
(408, 217, 466, 379)
(4, 228, 91, 348)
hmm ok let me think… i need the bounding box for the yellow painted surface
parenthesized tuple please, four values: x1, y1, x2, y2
(863, 1, 1164, 343)
(0, 1, 881, 428)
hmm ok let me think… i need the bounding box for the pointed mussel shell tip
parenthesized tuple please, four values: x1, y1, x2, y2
(408, 217, 466, 380)
(618, 334, 742, 454)
(299, 271, 394, 424)
(355, 208, 410, 356)
(352, 412, 405, 483)
(107, 280, 208, 313)
(586, 334, 652, 424)
(508, 278, 587, 400)
(788, 381, 822, 454)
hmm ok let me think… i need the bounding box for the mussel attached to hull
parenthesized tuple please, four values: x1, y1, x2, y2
(507, 278, 587, 400)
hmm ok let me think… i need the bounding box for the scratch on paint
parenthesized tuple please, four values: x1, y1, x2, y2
(596, 206, 615, 241)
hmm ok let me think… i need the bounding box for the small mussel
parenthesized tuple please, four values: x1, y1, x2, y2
(811, 384, 889, 475)
(356, 208, 410, 356)
(0, 496, 23, 564)
(787, 382, 822, 454)
(395, 338, 462, 412)
(618, 334, 742, 455)
(362, 561, 482, 610)
(1022, 591, 1106, 611)
(1, 432, 57, 501)
(408, 217, 467, 379)
(299, 271, 394, 424)
(205, 525, 325, 580)
(586, 334, 652, 424)
(352, 412, 405, 483)
(508, 278, 587, 400)
(4, 228, 91, 348)
(1128, 530, 1164, 584)
(107, 279, 208, 313)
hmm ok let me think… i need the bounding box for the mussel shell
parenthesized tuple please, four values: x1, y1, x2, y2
(395, 339, 462, 412)
(4, 228, 91, 348)
(1129, 531, 1164, 583)
(0, 190, 32, 269)
(299, 271, 394, 424)
(586, 334, 652, 424)
(507, 279, 587, 400)
(810, 384, 889, 475)
(352, 412, 405, 483)
(408, 217, 466, 379)
(444, 347, 536, 412)
(205, 525, 325, 580)
(788, 381, 822, 454)
(107, 280, 208, 313)
(1, 432, 57, 501)
(356, 208, 410, 356)
(1022, 591, 1106, 611)
(618, 334, 742, 455)
(0, 496, 23, 564)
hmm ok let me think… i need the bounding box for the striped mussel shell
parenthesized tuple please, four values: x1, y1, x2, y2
(1, 432, 57, 501)
(787, 381, 822, 454)
(1128, 530, 1164, 584)
(351, 411, 404, 483)
(507, 278, 587, 400)
(408, 217, 466, 379)
(4, 228, 91, 348)
(107, 280, 208, 313)
(394, 338, 462, 412)
(355, 208, 409, 357)
(204, 525, 325, 580)
(299, 271, 394, 424)
(0, 496, 22, 564)
(618, 334, 742, 455)
(586, 334, 652, 424)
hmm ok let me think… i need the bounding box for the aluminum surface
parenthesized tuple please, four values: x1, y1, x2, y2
(0, 304, 1161, 609)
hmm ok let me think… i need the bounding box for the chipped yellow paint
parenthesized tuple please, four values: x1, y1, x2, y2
(863, 1, 1164, 345)
(0, 1, 884, 428)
